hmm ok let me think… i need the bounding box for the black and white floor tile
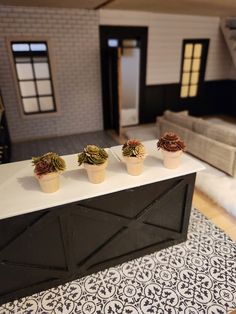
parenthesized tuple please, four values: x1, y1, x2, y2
(0, 209, 235, 314)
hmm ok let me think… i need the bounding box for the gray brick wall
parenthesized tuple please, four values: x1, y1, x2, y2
(0, 5, 103, 142)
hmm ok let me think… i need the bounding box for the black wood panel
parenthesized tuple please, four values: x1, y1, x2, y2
(144, 79, 236, 123)
(0, 111, 11, 164)
(144, 85, 165, 121)
(0, 173, 195, 305)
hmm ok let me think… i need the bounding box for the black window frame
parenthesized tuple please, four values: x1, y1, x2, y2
(180, 39, 209, 99)
(11, 41, 57, 115)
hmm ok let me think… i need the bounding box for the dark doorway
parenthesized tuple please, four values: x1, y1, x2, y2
(99, 26, 148, 134)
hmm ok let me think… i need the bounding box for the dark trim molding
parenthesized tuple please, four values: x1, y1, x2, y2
(179, 39, 209, 101)
(99, 25, 148, 131)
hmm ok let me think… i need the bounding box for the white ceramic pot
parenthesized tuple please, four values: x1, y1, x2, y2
(36, 172, 60, 193)
(161, 149, 183, 169)
(123, 156, 145, 176)
(84, 161, 108, 184)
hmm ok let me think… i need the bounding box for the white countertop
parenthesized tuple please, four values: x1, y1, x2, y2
(0, 140, 204, 220)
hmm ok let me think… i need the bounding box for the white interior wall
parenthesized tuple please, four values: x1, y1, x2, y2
(121, 48, 140, 110)
(100, 10, 233, 85)
(120, 47, 140, 126)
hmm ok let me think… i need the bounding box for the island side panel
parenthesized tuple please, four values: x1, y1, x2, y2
(0, 173, 196, 305)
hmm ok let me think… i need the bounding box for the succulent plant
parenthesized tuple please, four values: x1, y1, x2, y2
(78, 145, 108, 166)
(157, 132, 186, 152)
(32, 152, 66, 176)
(122, 139, 146, 159)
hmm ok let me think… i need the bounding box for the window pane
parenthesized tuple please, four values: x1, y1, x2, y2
(192, 59, 200, 71)
(184, 44, 193, 58)
(30, 43, 47, 51)
(182, 72, 190, 85)
(194, 44, 202, 58)
(189, 85, 198, 97)
(36, 80, 51, 95)
(122, 39, 137, 47)
(183, 59, 191, 72)
(108, 39, 118, 47)
(16, 63, 33, 80)
(19, 81, 36, 97)
(15, 57, 31, 63)
(12, 43, 29, 52)
(33, 62, 49, 79)
(180, 86, 189, 98)
(39, 96, 54, 111)
(23, 98, 38, 113)
(191, 72, 199, 84)
(33, 56, 47, 63)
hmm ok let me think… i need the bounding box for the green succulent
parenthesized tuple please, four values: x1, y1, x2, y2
(51, 154, 66, 171)
(32, 152, 66, 176)
(122, 139, 146, 158)
(78, 145, 108, 166)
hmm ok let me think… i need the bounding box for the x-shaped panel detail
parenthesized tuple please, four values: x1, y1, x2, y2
(74, 180, 187, 273)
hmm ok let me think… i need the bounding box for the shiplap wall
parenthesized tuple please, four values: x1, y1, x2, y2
(100, 10, 234, 85)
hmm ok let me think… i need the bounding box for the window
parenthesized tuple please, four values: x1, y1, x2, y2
(180, 40, 209, 98)
(11, 41, 56, 115)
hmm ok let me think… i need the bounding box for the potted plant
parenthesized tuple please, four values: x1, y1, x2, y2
(122, 139, 146, 176)
(78, 145, 108, 184)
(32, 152, 66, 193)
(157, 132, 186, 169)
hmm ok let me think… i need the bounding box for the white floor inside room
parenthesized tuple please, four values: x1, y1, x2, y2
(123, 123, 158, 141)
(121, 109, 139, 126)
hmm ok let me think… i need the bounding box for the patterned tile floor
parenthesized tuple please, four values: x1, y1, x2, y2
(0, 209, 235, 314)
(10, 131, 118, 162)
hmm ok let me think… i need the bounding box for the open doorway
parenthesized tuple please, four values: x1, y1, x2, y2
(99, 26, 148, 135)
(120, 40, 140, 127)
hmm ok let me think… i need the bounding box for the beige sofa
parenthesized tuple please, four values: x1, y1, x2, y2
(157, 111, 236, 177)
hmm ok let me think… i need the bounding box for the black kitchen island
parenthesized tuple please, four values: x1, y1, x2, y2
(0, 140, 204, 305)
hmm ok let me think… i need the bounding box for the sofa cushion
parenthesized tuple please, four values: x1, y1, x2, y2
(193, 118, 210, 135)
(193, 119, 236, 147)
(207, 124, 236, 147)
(164, 111, 195, 130)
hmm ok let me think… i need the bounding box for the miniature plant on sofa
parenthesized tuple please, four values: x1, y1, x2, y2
(78, 145, 108, 183)
(122, 139, 146, 175)
(32, 152, 66, 193)
(157, 132, 186, 169)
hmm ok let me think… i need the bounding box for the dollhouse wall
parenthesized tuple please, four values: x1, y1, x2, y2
(100, 9, 236, 120)
(100, 9, 234, 83)
(0, 5, 103, 142)
(0, 5, 235, 142)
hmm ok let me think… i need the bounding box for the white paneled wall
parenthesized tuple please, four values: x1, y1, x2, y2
(100, 10, 233, 84)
